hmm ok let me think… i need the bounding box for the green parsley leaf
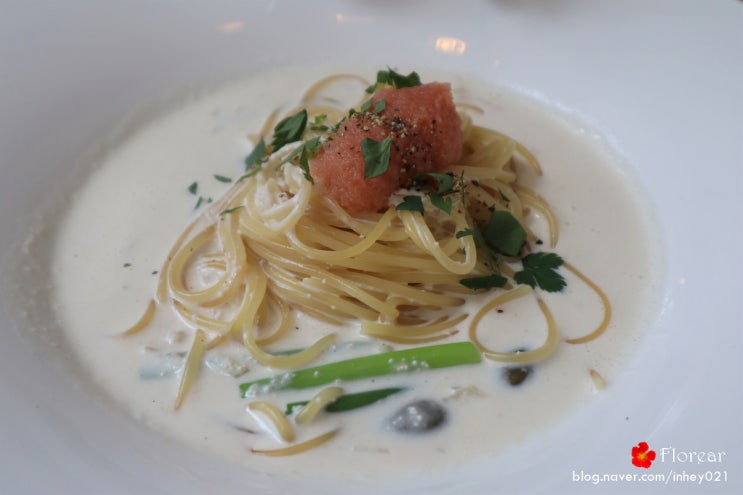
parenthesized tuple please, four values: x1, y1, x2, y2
(429, 193, 452, 214)
(271, 110, 308, 151)
(459, 274, 508, 290)
(245, 137, 267, 172)
(361, 136, 392, 179)
(373, 99, 387, 113)
(514, 252, 566, 292)
(360, 98, 373, 112)
(483, 210, 526, 257)
(213, 174, 232, 183)
(187, 182, 198, 195)
(396, 195, 424, 214)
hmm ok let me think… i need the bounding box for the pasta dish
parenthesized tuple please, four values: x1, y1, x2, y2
(121, 69, 611, 456)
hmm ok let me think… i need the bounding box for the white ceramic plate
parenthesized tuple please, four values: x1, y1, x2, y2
(1, 1, 740, 494)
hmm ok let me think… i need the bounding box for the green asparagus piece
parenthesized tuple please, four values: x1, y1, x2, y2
(240, 341, 480, 397)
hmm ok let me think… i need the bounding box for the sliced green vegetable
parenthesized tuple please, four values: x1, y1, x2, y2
(239, 341, 481, 397)
(514, 252, 566, 292)
(361, 136, 392, 178)
(414, 172, 454, 194)
(285, 387, 406, 415)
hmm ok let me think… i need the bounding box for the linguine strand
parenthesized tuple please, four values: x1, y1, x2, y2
(247, 401, 296, 442)
(563, 261, 612, 344)
(174, 329, 207, 410)
(250, 429, 339, 457)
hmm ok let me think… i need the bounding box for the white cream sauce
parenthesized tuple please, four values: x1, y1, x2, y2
(50, 67, 662, 481)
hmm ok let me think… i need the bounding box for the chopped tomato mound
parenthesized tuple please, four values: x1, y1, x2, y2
(310, 82, 463, 213)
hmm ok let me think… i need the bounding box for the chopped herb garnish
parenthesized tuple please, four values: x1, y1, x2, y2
(213, 174, 232, 183)
(373, 99, 387, 113)
(219, 206, 244, 216)
(366, 68, 422, 93)
(245, 137, 267, 171)
(429, 193, 452, 214)
(457, 226, 490, 255)
(271, 109, 308, 151)
(410, 172, 456, 214)
(457, 223, 503, 279)
(396, 195, 424, 213)
(514, 252, 566, 292)
(310, 114, 329, 132)
(361, 136, 392, 179)
(297, 138, 322, 183)
(483, 210, 527, 257)
(187, 182, 198, 195)
(415, 172, 454, 194)
(280, 136, 322, 183)
(194, 196, 212, 210)
(459, 274, 508, 290)
(238, 168, 261, 182)
(310, 123, 329, 132)
(360, 98, 373, 113)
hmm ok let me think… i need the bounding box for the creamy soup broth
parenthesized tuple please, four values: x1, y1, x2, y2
(50, 67, 662, 480)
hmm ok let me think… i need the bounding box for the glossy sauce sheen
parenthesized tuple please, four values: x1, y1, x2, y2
(51, 68, 662, 480)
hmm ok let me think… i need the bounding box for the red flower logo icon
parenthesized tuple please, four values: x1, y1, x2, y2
(631, 442, 656, 468)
